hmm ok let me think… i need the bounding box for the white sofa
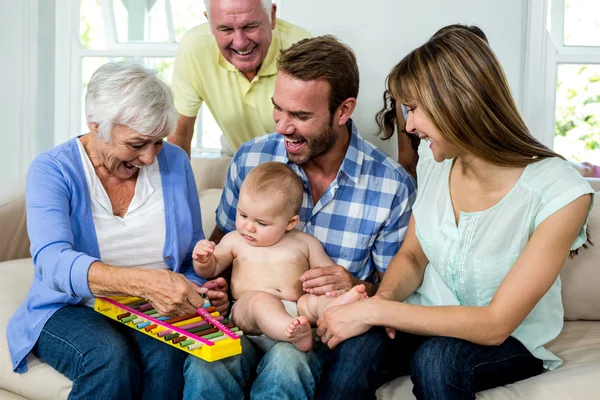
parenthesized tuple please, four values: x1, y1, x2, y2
(1, 157, 599, 400)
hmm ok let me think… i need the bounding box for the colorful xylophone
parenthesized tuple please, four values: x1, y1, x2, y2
(94, 296, 243, 362)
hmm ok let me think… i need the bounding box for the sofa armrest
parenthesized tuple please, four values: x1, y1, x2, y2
(190, 156, 232, 192)
(0, 179, 30, 262)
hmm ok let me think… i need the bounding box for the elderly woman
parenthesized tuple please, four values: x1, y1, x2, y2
(7, 62, 228, 400)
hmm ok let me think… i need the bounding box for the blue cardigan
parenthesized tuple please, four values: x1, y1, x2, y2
(8, 138, 206, 373)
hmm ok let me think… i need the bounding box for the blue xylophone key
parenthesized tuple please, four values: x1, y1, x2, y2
(137, 321, 152, 329)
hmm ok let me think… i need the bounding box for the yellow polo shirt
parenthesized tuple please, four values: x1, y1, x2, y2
(171, 20, 311, 151)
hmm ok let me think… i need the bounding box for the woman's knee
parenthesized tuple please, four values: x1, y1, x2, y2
(410, 337, 471, 397)
(87, 333, 139, 377)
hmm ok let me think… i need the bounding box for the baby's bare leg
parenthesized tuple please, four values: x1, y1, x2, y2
(232, 291, 313, 351)
(298, 284, 369, 322)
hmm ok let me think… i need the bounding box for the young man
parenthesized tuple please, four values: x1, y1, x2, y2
(183, 36, 417, 400)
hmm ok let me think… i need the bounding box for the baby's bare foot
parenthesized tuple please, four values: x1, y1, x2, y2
(327, 284, 368, 309)
(285, 316, 313, 352)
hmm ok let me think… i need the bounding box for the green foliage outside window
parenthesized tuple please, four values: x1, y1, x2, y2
(555, 65, 600, 162)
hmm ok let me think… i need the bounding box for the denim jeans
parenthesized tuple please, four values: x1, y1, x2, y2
(33, 305, 187, 400)
(183, 335, 329, 400)
(382, 332, 545, 400)
(316, 328, 395, 400)
(183, 328, 395, 400)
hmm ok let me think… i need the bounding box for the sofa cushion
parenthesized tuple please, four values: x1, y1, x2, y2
(561, 191, 600, 320)
(0, 180, 30, 263)
(0, 258, 71, 400)
(190, 156, 232, 192)
(199, 188, 222, 239)
(0, 389, 29, 400)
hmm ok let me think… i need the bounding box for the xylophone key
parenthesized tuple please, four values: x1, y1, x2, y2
(117, 312, 131, 321)
(172, 336, 188, 344)
(137, 321, 152, 329)
(157, 330, 173, 338)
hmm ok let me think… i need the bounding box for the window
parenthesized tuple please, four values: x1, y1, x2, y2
(56, 0, 232, 156)
(549, 0, 600, 164)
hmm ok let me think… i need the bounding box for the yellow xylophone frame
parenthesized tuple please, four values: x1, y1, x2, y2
(94, 296, 242, 362)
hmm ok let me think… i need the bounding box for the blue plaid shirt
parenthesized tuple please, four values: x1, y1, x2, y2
(216, 120, 417, 283)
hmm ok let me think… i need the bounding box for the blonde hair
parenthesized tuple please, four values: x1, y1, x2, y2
(388, 29, 562, 166)
(242, 162, 304, 215)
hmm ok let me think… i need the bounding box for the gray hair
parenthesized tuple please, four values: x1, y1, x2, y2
(85, 61, 178, 143)
(204, 0, 273, 24)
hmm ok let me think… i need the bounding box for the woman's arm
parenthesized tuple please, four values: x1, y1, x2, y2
(376, 214, 429, 301)
(367, 194, 592, 346)
(88, 262, 205, 316)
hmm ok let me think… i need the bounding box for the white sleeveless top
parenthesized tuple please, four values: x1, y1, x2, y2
(76, 139, 169, 306)
(407, 140, 594, 370)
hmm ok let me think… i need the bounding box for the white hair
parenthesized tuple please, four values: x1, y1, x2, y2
(85, 61, 178, 143)
(204, 0, 273, 24)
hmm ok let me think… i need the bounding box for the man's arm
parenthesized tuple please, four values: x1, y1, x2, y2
(209, 226, 226, 244)
(168, 114, 196, 158)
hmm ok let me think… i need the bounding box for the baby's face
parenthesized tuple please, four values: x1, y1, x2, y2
(235, 190, 295, 247)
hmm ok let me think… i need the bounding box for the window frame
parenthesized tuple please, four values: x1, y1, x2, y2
(54, 0, 219, 155)
(524, 0, 600, 149)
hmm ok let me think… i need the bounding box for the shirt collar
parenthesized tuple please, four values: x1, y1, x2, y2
(217, 26, 281, 77)
(279, 119, 364, 185)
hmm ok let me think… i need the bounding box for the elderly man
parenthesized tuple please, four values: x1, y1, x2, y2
(182, 36, 417, 400)
(169, 0, 310, 156)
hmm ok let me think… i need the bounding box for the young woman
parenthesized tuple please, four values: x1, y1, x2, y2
(318, 29, 594, 399)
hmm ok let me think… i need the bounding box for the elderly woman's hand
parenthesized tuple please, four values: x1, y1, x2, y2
(138, 269, 207, 316)
(198, 277, 230, 314)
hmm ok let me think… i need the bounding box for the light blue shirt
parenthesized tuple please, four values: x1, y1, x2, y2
(8, 139, 205, 373)
(216, 120, 417, 282)
(407, 141, 594, 370)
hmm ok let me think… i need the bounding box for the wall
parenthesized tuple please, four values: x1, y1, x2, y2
(0, 0, 54, 193)
(0, 0, 532, 193)
(281, 0, 529, 159)
(0, 1, 34, 192)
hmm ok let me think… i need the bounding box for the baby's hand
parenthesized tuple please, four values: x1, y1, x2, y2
(193, 240, 216, 264)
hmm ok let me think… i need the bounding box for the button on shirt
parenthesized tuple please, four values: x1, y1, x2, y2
(408, 140, 594, 370)
(171, 20, 311, 151)
(215, 121, 417, 282)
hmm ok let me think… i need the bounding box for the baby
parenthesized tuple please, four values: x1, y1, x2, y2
(193, 162, 367, 351)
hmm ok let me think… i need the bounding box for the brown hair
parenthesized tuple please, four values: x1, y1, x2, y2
(242, 162, 304, 215)
(432, 24, 488, 44)
(277, 35, 359, 117)
(388, 29, 563, 166)
(376, 24, 487, 144)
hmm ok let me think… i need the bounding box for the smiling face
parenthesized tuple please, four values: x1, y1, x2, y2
(91, 124, 165, 180)
(209, 0, 276, 81)
(235, 187, 298, 247)
(404, 104, 461, 162)
(272, 73, 339, 166)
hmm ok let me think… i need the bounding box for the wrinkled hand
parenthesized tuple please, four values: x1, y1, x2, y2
(140, 269, 206, 317)
(198, 277, 229, 314)
(192, 240, 216, 264)
(299, 265, 357, 297)
(316, 300, 375, 349)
